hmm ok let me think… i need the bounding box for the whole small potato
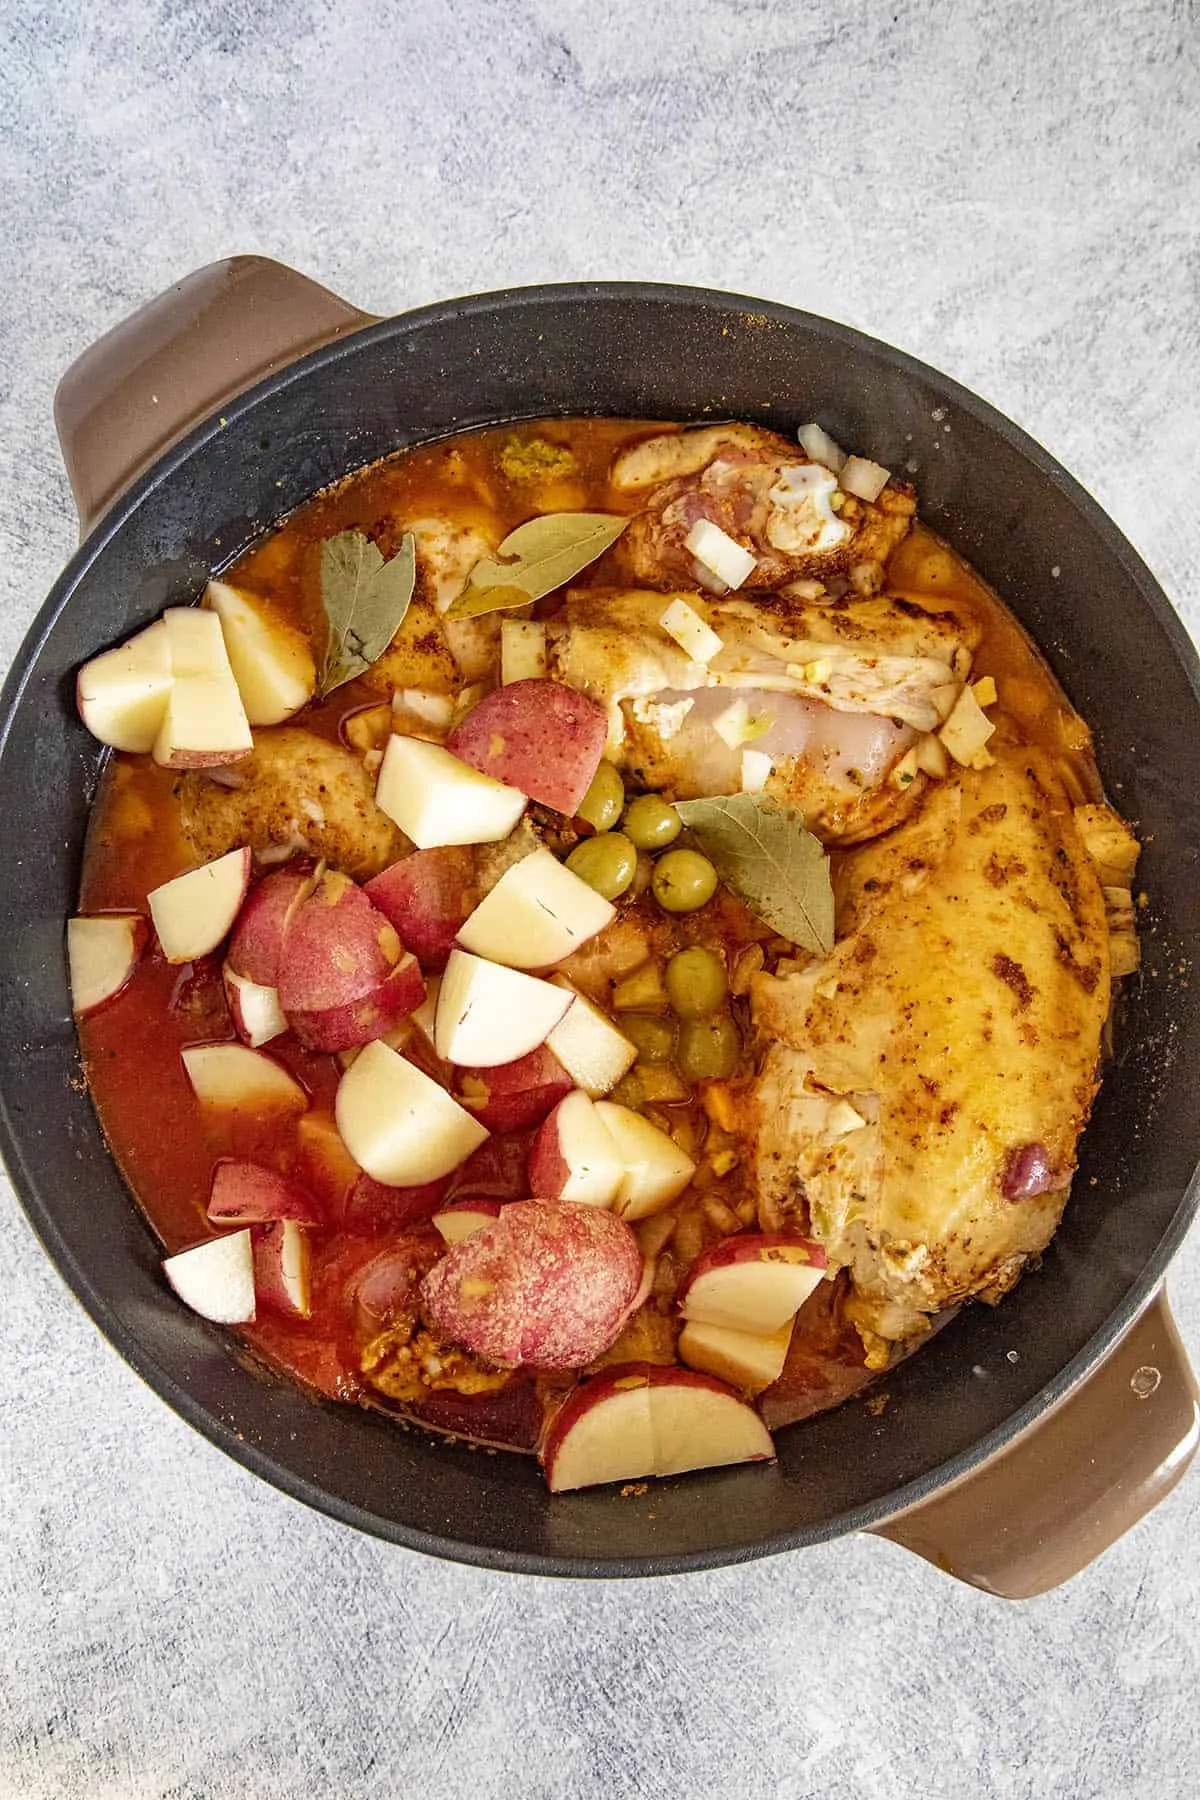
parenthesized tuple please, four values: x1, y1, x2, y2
(421, 1200, 643, 1369)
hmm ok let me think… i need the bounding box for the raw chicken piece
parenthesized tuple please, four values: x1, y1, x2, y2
(177, 727, 406, 881)
(547, 587, 978, 840)
(611, 424, 915, 593)
(749, 748, 1112, 1360)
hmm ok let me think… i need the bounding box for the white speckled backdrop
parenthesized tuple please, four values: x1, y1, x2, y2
(2, 2, 1198, 1795)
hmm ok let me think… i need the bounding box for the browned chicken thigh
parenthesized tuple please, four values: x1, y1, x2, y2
(611, 424, 916, 594)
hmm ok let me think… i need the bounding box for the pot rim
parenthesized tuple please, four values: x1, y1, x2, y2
(3, 278, 1198, 1576)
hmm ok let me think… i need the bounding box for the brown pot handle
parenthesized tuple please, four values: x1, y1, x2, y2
(54, 255, 379, 534)
(873, 1288, 1198, 1598)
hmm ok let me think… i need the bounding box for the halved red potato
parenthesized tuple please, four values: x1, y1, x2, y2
(206, 1160, 323, 1226)
(227, 865, 316, 985)
(67, 914, 147, 1016)
(455, 847, 614, 969)
(541, 1363, 775, 1493)
(76, 619, 172, 753)
(396, 1379, 543, 1454)
(375, 735, 527, 848)
(252, 1219, 312, 1318)
(286, 954, 426, 1053)
(365, 846, 476, 971)
(163, 1230, 256, 1324)
(677, 1234, 828, 1334)
(222, 964, 288, 1047)
(344, 1172, 450, 1232)
(593, 1102, 696, 1219)
(432, 1198, 504, 1244)
(148, 848, 252, 965)
(351, 1237, 440, 1337)
(545, 981, 637, 1097)
(421, 1200, 643, 1370)
(527, 1090, 625, 1207)
(446, 678, 608, 815)
(452, 1044, 573, 1133)
(203, 580, 316, 725)
(335, 1040, 488, 1185)
(181, 1042, 309, 1116)
(677, 1317, 795, 1397)
(435, 949, 573, 1066)
(275, 870, 401, 1015)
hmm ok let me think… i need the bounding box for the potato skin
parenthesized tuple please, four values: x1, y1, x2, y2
(421, 1200, 642, 1370)
(446, 679, 607, 816)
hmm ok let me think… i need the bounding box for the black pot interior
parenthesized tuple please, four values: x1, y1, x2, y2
(1, 285, 1197, 1573)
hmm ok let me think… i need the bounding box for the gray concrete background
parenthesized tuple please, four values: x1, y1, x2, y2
(2, 2, 1199, 1795)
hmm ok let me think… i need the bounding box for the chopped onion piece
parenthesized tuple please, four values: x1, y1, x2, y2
(797, 422, 846, 474)
(825, 1099, 867, 1139)
(395, 688, 454, 727)
(915, 733, 949, 778)
(683, 520, 758, 592)
(890, 745, 920, 790)
(500, 619, 547, 684)
(713, 698, 770, 750)
(839, 455, 891, 503)
(939, 686, 996, 767)
(972, 674, 998, 708)
(741, 749, 773, 792)
(660, 597, 725, 665)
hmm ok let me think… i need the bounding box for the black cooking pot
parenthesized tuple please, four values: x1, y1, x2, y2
(2, 259, 1197, 1595)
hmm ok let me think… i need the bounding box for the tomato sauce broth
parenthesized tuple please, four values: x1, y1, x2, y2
(77, 417, 1101, 1419)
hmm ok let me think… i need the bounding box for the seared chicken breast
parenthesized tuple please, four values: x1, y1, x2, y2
(611, 424, 916, 594)
(749, 747, 1111, 1361)
(548, 586, 979, 841)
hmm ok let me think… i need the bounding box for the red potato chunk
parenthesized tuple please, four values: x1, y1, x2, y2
(451, 1044, 573, 1133)
(421, 1200, 643, 1370)
(365, 847, 476, 972)
(446, 678, 608, 816)
(207, 1160, 323, 1226)
(286, 954, 426, 1053)
(227, 864, 315, 985)
(276, 870, 401, 1013)
(344, 1172, 451, 1232)
(443, 1132, 535, 1205)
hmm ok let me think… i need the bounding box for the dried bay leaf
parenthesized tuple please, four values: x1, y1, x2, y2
(446, 512, 629, 620)
(318, 530, 416, 697)
(674, 794, 835, 955)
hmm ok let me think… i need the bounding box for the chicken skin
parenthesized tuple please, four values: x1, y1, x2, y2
(611, 424, 916, 595)
(749, 747, 1111, 1362)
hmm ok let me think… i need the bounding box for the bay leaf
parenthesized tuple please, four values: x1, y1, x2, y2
(446, 512, 629, 621)
(318, 529, 416, 697)
(674, 793, 835, 955)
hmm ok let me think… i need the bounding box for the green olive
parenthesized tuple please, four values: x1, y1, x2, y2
(677, 1014, 741, 1081)
(622, 794, 682, 851)
(566, 832, 638, 900)
(620, 1012, 676, 1063)
(609, 1069, 644, 1110)
(576, 760, 625, 832)
(665, 946, 728, 1019)
(652, 848, 718, 914)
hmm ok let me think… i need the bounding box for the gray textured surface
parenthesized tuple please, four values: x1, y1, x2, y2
(2, 2, 1199, 1796)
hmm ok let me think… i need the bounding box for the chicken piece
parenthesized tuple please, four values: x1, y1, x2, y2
(748, 749, 1112, 1358)
(547, 587, 978, 841)
(359, 597, 460, 699)
(611, 424, 915, 593)
(177, 727, 406, 881)
(364, 512, 507, 691)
